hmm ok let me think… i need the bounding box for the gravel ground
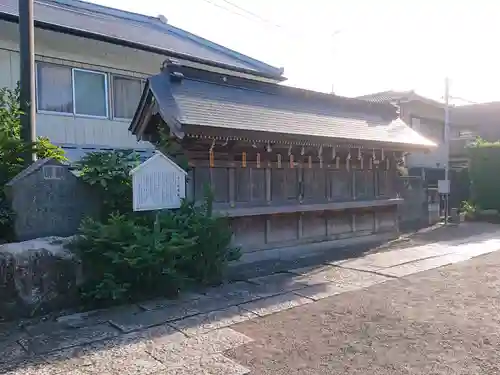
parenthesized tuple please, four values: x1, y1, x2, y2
(226, 250, 500, 375)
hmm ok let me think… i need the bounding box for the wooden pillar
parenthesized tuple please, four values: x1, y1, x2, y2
(228, 154, 235, 208)
(265, 162, 272, 244)
(186, 169, 194, 201)
(265, 163, 272, 205)
(352, 171, 356, 200)
(298, 212, 303, 239)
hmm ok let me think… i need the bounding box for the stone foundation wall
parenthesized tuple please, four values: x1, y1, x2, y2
(231, 206, 399, 264)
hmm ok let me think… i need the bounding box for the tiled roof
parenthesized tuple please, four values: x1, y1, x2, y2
(133, 72, 436, 149)
(357, 90, 443, 107)
(450, 102, 500, 127)
(356, 90, 414, 104)
(0, 0, 283, 78)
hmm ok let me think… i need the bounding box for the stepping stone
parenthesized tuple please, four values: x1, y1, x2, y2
(239, 292, 313, 317)
(0, 330, 31, 372)
(169, 306, 258, 337)
(248, 273, 317, 294)
(2, 362, 87, 375)
(56, 305, 142, 328)
(18, 323, 119, 355)
(204, 281, 272, 304)
(293, 282, 345, 301)
(161, 353, 250, 375)
(148, 327, 253, 366)
(109, 296, 235, 333)
(45, 324, 185, 375)
(377, 254, 464, 277)
(139, 292, 204, 311)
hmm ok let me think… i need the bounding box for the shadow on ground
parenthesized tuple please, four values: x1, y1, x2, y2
(2, 221, 500, 374)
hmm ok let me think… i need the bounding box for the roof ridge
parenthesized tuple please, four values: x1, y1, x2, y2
(171, 72, 397, 121)
(41, 0, 159, 25)
(39, 0, 282, 76)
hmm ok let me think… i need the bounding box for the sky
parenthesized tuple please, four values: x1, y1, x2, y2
(90, 0, 500, 105)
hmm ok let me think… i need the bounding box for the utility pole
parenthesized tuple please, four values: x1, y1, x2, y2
(19, 0, 36, 165)
(329, 30, 341, 95)
(444, 77, 450, 224)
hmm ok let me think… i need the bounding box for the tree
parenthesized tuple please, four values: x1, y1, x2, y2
(0, 84, 66, 240)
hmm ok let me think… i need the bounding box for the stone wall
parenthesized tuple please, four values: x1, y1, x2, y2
(7, 161, 101, 241)
(398, 176, 428, 231)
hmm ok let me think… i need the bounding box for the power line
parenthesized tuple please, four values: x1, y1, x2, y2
(197, 0, 306, 38)
(450, 95, 479, 105)
(198, 0, 254, 20)
(219, 0, 284, 29)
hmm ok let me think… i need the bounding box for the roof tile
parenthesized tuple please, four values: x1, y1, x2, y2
(143, 73, 435, 148)
(1, 0, 281, 76)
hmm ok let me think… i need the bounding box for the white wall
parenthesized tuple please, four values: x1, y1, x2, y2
(406, 117, 448, 169)
(0, 20, 165, 150)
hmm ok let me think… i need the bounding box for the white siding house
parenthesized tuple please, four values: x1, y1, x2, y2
(0, 0, 283, 161)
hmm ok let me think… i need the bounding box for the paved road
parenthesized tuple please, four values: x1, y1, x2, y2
(227, 249, 500, 374)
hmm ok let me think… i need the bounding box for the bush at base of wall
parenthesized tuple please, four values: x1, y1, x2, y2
(69, 189, 239, 308)
(468, 139, 500, 211)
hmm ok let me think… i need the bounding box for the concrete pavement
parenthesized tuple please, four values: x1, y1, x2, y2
(2, 222, 500, 374)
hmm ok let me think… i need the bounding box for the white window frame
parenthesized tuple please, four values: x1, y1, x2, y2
(35, 63, 109, 119)
(72, 68, 109, 119)
(111, 75, 145, 121)
(35, 62, 73, 116)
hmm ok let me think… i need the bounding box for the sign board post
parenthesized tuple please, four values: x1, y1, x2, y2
(438, 179, 450, 224)
(438, 180, 450, 195)
(129, 151, 187, 216)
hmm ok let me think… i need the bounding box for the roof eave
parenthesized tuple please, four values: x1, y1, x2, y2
(129, 82, 154, 138)
(0, 12, 286, 82)
(182, 124, 437, 151)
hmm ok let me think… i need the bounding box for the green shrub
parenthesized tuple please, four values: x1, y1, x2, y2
(71, 196, 239, 307)
(468, 138, 500, 211)
(71, 213, 192, 305)
(0, 84, 65, 241)
(172, 189, 240, 286)
(71, 151, 240, 307)
(74, 150, 139, 217)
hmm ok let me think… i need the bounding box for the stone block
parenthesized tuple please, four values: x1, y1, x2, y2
(248, 273, 317, 294)
(0, 331, 29, 367)
(56, 304, 142, 328)
(0, 236, 81, 320)
(169, 306, 257, 337)
(45, 325, 184, 375)
(18, 323, 119, 354)
(204, 281, 272, 303)
(239, 292, 313, 317)
(160, 353, 250, 375)
(110, 295, 243, 333)
(293, 283, 345, 301)
(148, 327, 252, 366)
(138, 292, 204, 311)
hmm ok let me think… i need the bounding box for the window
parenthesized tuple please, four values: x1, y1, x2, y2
(410, 117, 444, 142)
(36, 63, 108, 117)
(73, 69, 107, 117)
(36, 64, 73, 113)
(112, 76, 144, 119)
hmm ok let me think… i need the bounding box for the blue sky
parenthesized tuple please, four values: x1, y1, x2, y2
(91, 0, 500, 104)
